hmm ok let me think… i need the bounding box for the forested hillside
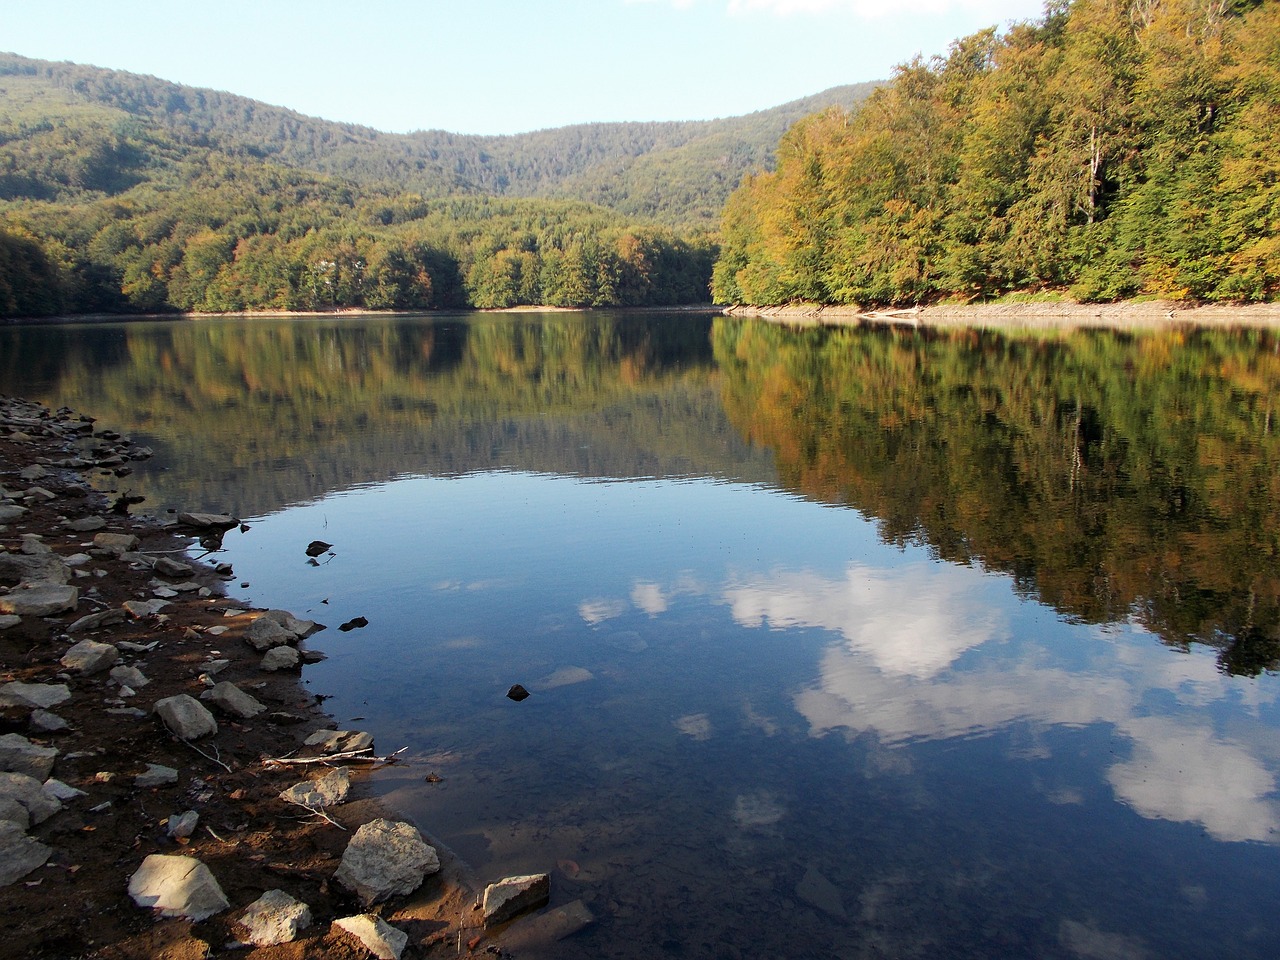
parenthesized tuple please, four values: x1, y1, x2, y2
(0, 52, 872, 317)
(713, 0, 1280, 307)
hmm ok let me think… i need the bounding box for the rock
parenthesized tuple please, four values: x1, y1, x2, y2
(305, 730, 374, 754)
(796, 865, 846, 917)
(167, 810, 199, 839)
(0, 614, 19, 630)
(19, 535, 51, 555)
(279, 767, 350, 809)
(305, 540, 332, 557)
(153, 695, 218, 740)
(64, 516, 107, 533)
(208, 682, 266, 719)
(17, 465, 47, 481)
(0, 583, 79, 617)
(261, 646, 300, 671)
(338, 616, 369, 632)
(0, 820, 52, 887)
(92, 532, 139, 555)
(482, 873, 551, 927)
(506, 684, 531, 702)
(0, 504, 27, 523)
(110, 665, 150, 689)
(123, 598, 170, 618)
(0, 552, 70, 585)
(177, 512, 238, 529)
(153, 557, 194, 578)
(260, 609, 323, 637)
(0, 682, 70, 710)
(238, 889, 312, 946)
(42, 778, 86, 801)
(0, 771, 61, 824)
(334, 818, 439, 905)
(502, 899, 596, 950)
(127, 854, 229, 921)
(30, 710, 68, 732)
(60, 639, 119, 675)
(136, 763, 179, 788)
(0, 734, 58, 780)
(0, 797, 29, 829)
(332, 915, 408, 960)
(244, 616, 296, 651)
(68, 607, 127, 633)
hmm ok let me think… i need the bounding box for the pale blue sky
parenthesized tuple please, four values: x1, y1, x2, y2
(5, 0, 1047, 135)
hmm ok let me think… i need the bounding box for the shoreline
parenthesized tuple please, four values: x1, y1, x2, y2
(723, 300, 1280, 329)
(0, 398, 479, 958)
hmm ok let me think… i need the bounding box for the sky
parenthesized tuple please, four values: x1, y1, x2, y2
(5, 0, 1048, 136)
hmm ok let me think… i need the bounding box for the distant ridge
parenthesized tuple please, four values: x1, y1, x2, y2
(0, 52, 878, 227)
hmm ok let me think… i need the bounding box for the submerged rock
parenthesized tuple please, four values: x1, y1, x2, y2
(305, 540, 332, 557)
(506, 684, 531, 702)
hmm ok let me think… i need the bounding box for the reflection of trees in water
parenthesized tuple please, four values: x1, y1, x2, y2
(714, 318, 1280, 675)
(4, 311, 771, 518)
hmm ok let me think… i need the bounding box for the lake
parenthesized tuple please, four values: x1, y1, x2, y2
(3, 311, 1279, 959)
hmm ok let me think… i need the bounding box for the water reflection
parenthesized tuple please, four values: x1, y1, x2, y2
(3, 313, 1280, 956)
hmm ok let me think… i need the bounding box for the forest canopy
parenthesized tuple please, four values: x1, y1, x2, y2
(712, 0, 1280, 307)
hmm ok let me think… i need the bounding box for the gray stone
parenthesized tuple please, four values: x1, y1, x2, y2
(123, 598, 170, 619)
(0, 797, 30, 829)
(68, 607, 127, 633)
(279, 767, 350, 809)
(260, 646, 300, 672)
(60, 639, 119, 675)
(153, 695, 218, 740)
(177, 512, 238, 529)
(30, 710, 68, 733)
(238, 889, 312, 946)
(167, 810, 199, 839)
(0, 820, 52, 887)
(110, 665, 150, 689)
(796, 865, 846, 917)
(0, 552, 70, 585)
(0, 734, 58, 780)
(64, 516, 107, 533)
(127, 854, 230, 920)
(154, 557, 194, 578)
(17, 465, 47, 481)
(332, 915, 407, 960)
(0, 682, 70, 710)
(0, 504, 27, 523)
(208, 682, 266, 719)
(334, 818, 439, 905)
(20, 535, 51, 555)
(482, 873, 551, 928)
(42, 779, 86, 801)
(0, 772, 61, 825)
(136, 763, 179, 788)
(0, 614, 19, 630)
(0, 583, 78, 616)
(92, 532, 139, 555)
(244, 616, 295, 651)
(261, 609, 323, 637)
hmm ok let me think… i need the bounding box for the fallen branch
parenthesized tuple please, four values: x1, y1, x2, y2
(283, 799, 347, 830)
(179, 737, 233, 773)
(261, 746, 407, 768)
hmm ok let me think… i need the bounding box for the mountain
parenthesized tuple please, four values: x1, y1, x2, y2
(0, 52, 876, 229)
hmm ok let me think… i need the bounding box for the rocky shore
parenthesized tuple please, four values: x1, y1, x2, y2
(0, 397, 589, 959)
(724, 299, 1280, 329)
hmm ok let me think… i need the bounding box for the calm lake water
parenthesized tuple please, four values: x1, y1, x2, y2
(3, 311, 1280, 959)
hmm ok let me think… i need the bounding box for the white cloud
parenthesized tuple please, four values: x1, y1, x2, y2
(578, 598, 628, 624)
(723, 562, 1007, 678)
(631, 581, 669, 615)
(1108, 717, 1280, 844)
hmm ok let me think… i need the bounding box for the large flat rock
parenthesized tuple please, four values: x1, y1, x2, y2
(127, 854, 229, 921)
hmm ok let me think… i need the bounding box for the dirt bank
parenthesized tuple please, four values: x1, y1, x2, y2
(724, 300, 1280, 329)
(0, 399, 479, 959)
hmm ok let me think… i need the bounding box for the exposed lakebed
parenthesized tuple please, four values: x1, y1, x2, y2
(3, 310, 1279, 959)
